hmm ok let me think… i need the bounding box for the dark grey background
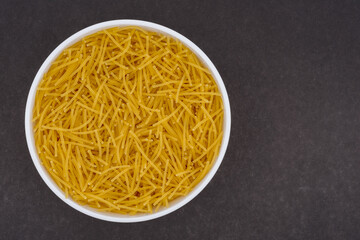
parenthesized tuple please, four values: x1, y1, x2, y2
(1, 0, 360, 239)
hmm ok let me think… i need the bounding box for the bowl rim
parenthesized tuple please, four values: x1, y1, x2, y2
(24, 19, 231, 223)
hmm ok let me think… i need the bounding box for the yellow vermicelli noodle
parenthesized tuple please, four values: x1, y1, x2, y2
(33, 27, 224, 214)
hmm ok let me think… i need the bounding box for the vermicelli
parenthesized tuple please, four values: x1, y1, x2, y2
(33, 27, 224, 214)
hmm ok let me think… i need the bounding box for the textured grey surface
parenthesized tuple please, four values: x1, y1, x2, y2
(1, 0, 360, 239)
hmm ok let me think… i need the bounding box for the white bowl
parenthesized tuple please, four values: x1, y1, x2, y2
(24, 20, 231, 223)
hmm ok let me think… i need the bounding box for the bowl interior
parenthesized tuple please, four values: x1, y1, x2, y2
(25, 20, 231, 222)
